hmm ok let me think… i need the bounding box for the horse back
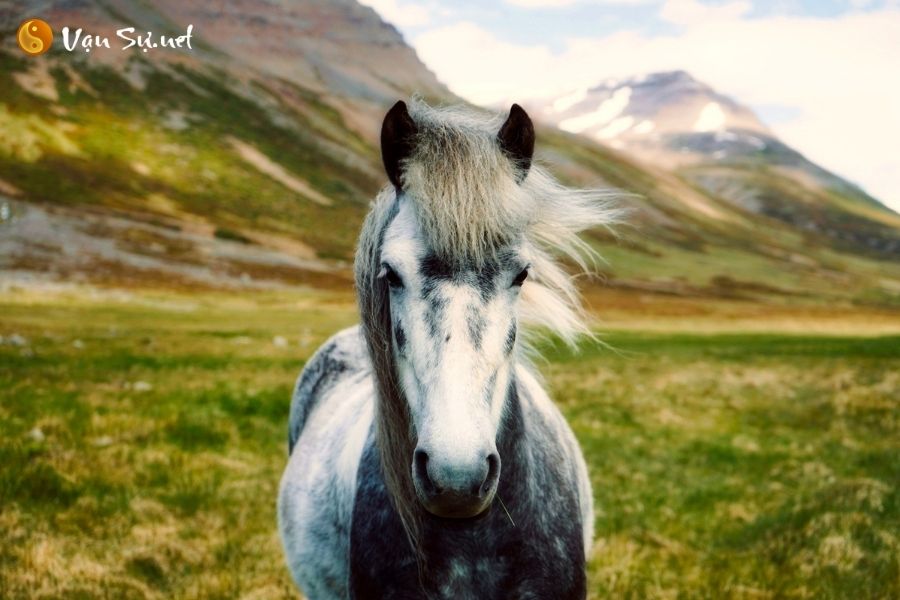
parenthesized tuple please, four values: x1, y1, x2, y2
(287, 326, 370, 453)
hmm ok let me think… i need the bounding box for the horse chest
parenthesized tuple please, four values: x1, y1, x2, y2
(349, 442, 586, 599)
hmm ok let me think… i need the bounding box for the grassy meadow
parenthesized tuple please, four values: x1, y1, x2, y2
(1, 285, 898, 599)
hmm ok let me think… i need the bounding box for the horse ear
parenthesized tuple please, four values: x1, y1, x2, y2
(497, 103, 535, 182)
(381, 100, 418, 190)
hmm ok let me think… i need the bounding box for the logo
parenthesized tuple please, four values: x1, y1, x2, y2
(17, 18, 53, 56)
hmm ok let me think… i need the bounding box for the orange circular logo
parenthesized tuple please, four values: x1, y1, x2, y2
(16, 19, 53, 56)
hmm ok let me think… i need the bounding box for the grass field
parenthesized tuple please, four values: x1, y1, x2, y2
(1, 286, 898, 599)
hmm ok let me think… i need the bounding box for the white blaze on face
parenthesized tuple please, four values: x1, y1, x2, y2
(410, 283, 501, 468)
(380, 199, 525, 470)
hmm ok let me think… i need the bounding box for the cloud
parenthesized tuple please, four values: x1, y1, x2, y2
(660, 0, 751, 25)
(413, 8, 900, 211)
(505, 0, 654, 6)
(414, 23, 565, 104)
(358, 0, 432, 27)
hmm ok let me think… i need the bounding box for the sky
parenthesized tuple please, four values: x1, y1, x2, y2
(359, 0, 900, 212)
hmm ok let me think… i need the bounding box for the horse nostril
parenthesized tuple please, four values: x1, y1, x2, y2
(414, 449, 439, 494)
(480, 453, 501, 496)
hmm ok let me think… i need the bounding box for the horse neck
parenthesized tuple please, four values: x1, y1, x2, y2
(495, 373, 530, 496)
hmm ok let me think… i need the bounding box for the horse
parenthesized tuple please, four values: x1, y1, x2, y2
(278, 99, 616, 599)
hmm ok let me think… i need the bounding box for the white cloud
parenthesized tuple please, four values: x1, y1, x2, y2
(358, 0, 432, 27)
(413, 9, 900, 211)
(506, 0, 654, 6)
(414, 22, 565, 104)
(660, 0, 751, 25)
(414, 22, 574, 105)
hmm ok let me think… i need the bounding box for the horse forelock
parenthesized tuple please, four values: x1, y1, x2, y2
(403, 101, 531, 266)
(399, 99, 621, 344)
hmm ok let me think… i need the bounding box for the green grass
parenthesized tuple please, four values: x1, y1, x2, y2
(0, 288, 897, 598)
(548, 332, 899, 599)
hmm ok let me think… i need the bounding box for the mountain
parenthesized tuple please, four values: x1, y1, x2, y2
(0, 0, 446, 287)
(535, 71, 900, 258)
(539, 70, 771, 165)
(1, 3, 899, 307)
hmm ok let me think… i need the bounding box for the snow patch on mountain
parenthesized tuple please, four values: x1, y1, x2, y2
(597, 116, 635, 140)
(634, 119, 655, 134)
(694, 102, 726, 132)
(559, 87, 631, 133)
(552, 88, 587, 113)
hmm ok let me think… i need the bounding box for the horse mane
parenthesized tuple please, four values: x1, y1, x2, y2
(355, 99, 618, 571)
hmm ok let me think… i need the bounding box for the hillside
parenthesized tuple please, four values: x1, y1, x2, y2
(1, 0, 443, 287)
(1, 2, 899, 308)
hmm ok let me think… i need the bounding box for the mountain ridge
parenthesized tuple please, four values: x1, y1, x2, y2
(1, 1, 899, 306)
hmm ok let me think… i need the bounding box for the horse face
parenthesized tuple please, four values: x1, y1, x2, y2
(380, 200, 527, 518)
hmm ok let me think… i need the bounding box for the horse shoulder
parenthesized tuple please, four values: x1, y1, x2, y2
(279, 325, 374, 599)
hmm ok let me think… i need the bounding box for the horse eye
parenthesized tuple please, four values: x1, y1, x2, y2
(512, 268, 528, 287)
(383, 266, 404, 289)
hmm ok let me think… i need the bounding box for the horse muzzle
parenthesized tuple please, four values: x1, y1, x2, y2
(412, 447, 501, 518)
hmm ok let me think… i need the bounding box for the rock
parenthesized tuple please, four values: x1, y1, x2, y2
(2, 333, 28, 346)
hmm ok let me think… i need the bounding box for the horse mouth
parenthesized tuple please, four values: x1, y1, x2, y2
(414, 475, 499, 519)
(418, 492, 495, 519)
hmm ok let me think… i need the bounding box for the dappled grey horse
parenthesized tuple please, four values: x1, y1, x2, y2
(278, 99, 615, 599)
